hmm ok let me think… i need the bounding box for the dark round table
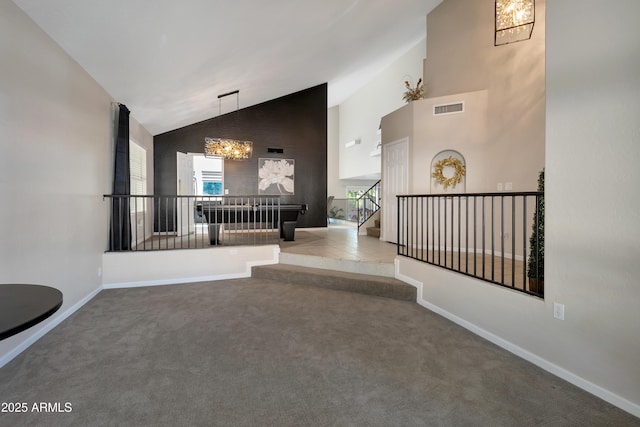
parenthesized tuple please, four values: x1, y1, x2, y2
(0, 284, 63, 340)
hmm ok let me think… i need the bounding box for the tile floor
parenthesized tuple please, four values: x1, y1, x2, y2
(279, 223, 397, 264)
(280, 223, 531, 293)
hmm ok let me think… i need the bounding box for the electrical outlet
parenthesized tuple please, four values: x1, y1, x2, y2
(554, 302, 565, 320)
(497, 182, 503, 191)
(505, 182, 513, 190)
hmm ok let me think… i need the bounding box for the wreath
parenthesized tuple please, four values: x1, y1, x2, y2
(432, 156, 466, 189)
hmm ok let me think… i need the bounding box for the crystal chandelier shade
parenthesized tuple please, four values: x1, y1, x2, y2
(495, 0, 535, 46)
(204, 137, 253, 160)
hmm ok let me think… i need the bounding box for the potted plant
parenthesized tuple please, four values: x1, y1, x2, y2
(527, 169, 544, 295)
(402, 78, 424, 103)
(329, 206, 345, 220)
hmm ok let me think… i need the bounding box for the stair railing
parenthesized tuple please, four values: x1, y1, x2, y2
(357, 180, 381, 228)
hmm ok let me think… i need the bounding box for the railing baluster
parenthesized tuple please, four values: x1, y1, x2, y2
(465, 196, 469, 273)
(443, 196, 447, 268)
(481, 196, 485, 279)
(437, 196, 441, 265)
(511, 195, 516, 289)
(457, 196, 461, 271)
(473, 195, 477, 276)
(431, 197, 435, 264)
(500, 195, 505, 285)
(390, 191, 541, 298)
(421, 197, 425, 261)
(523, 196, 528, 291)
(491, 196, 496, 280)
(397, 197, 402, 255)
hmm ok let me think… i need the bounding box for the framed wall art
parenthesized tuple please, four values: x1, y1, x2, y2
(258, 158, 295, 195)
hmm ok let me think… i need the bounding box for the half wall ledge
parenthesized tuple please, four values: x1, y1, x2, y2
(102, 245, 279, 289)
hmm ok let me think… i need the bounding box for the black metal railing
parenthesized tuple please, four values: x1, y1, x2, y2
(397, 192, 544, 297)
(357, 180, 381, 228)
(104, 195, 285, 251)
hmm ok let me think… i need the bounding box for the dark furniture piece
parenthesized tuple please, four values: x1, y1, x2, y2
(196, 202, 307, 244)
(0, 284, 63, 340)
(282, 221, 297, 241)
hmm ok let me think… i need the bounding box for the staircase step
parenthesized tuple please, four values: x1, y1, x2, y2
(279, 252, 394, 277)
(366, 227, 380, 237)
(374, 219, 380, 228)
(252, 264, 416, 302)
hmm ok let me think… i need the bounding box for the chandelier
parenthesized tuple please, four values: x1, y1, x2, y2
(495, 0, 535, 46)
(204, 89, 253, 160)
(204, 137, 253, 160)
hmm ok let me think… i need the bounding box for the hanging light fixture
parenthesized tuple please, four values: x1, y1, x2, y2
(204, 90, 253, 160)
(204, 137, 253, 160)
(495, 0, 535, 46)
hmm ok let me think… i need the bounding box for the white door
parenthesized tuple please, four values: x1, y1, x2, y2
(176, 152, 195, 236)
(381, 138, 408, 243)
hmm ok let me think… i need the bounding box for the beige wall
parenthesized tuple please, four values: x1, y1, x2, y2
(544, 0, 640, 412)
(338, 39, 426, 182)
(326, 106, 342, 198)
(396, 0, 640, 416)
(426, 0, 545, 191)
(0, 1, 152, 365)
(382, 0, 544, 254)
(382, 90, 486, 194)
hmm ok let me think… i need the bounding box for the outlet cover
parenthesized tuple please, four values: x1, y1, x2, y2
(554, 302, 565, 320)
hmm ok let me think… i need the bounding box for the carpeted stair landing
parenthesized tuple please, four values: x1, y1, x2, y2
(252, 264, 416, 302)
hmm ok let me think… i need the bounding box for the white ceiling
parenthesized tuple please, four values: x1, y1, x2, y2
(14, 0, 442, 135)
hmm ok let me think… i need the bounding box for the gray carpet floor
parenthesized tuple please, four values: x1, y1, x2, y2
(0, 278, 638, 427)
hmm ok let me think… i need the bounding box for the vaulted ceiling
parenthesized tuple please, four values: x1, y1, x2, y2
(13, 0, 442, 135)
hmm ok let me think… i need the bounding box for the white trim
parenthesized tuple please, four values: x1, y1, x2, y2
(0, 286, 102, 369)
(395, 258, 422, 295)
(394, 260, 640, 418)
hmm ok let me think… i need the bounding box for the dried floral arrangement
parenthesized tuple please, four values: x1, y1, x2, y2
(402, 78, 424, 103)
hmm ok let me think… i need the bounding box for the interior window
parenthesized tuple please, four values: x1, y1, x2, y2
(192, 154, 224, 196)
(129, 140, 147, 212)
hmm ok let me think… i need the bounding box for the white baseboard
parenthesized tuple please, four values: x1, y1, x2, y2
(394, 263, 640, 418)
(0, 286, 102, 369)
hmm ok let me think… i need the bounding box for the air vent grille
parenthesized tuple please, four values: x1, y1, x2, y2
(433, 102, 464, 116)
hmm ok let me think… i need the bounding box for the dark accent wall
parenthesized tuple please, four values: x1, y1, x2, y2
(154, 84, 327, 228)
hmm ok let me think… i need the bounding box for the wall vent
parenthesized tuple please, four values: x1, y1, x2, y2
(433, 102, 464, 116)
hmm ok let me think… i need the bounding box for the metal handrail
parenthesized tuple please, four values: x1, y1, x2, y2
(396, 191, 544, 297)
(103, 194, 290, 251)
(357, 180, 381, 228)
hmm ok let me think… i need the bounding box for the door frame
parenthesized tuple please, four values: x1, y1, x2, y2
(381, 137, 409, 243)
